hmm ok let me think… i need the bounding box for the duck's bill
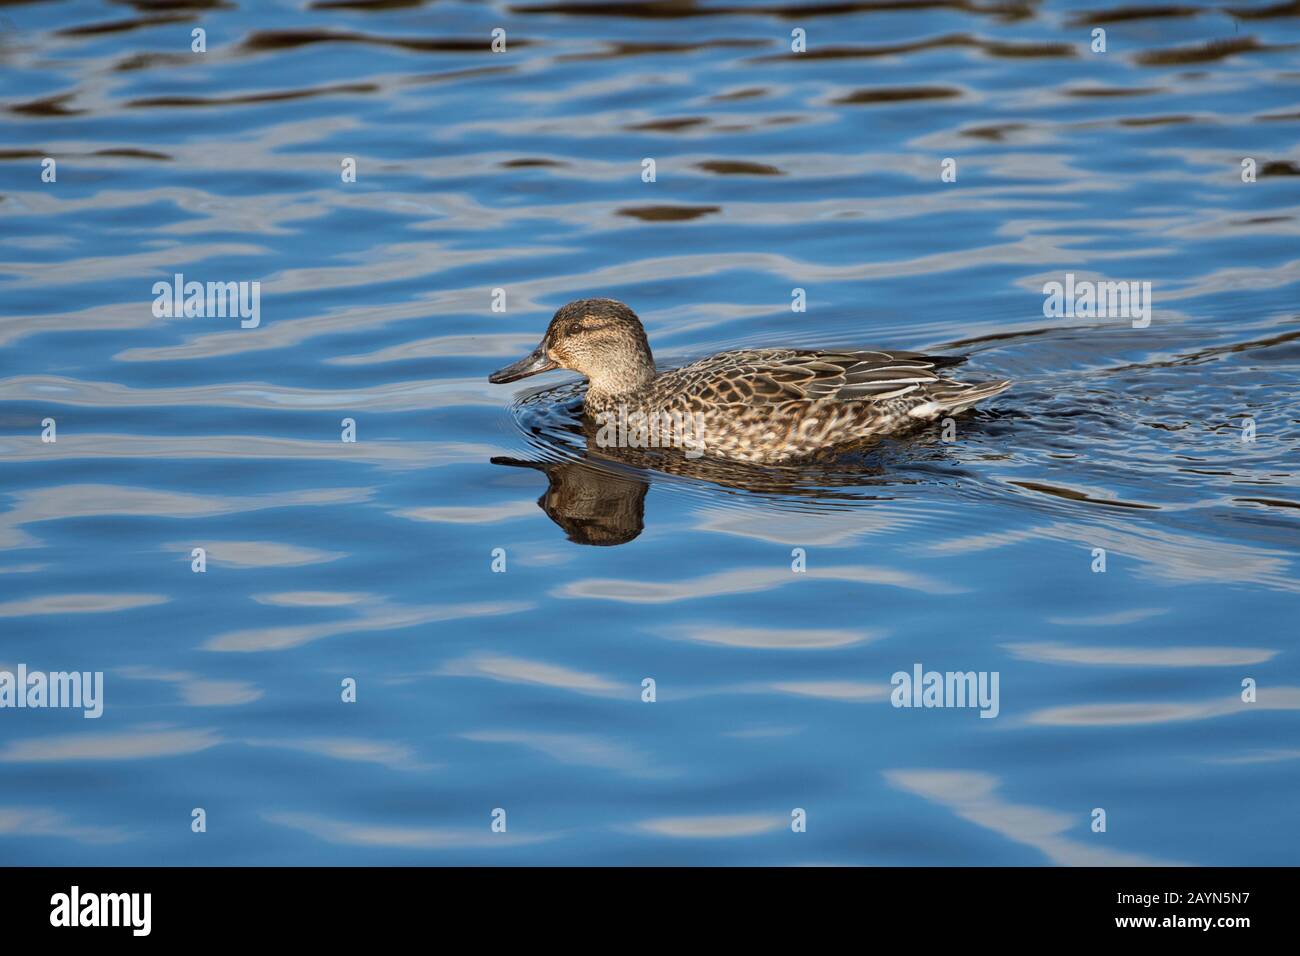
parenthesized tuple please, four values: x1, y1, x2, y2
(488, 346, 558, 384)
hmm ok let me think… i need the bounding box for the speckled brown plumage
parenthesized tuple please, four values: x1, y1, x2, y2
(490, 298, 1012, 464)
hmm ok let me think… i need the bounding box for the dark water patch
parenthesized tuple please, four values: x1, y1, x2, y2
(113, 1, 234, 10)
(945, 325, 1064, 349)
(617, 204, 721, 221)
(1068, 4, 1203, 25)
(1010, 480, 1161, 511)
(833, 85, 962, 105)
(1227, 0, 1300, 19)
(56, 15, 193, 37)
(1116, 114, 1199, 126)
(310, 0, 430, 9)
(625, 116, 708, 131)
(405, 65, 517, 85)
(757, 33, 1073, 60)
(1236, 497, 1300, 511)
(240, 29, 533, 54)
(501, 158, 568, 168)
(1201, 328, 1300, 361)
(8, 94, 84, 117)
(1109, 328, 1300, 373)
(1135, 36, 1281, 66)
(1, 146, 172, 160)
(510, 1, 1037, 22)
(561, 38, 770, 61)
(511, 0, 728, 18)
(1260, 160, 1300, 176)
(668, 115, 797, 133)
(711, 87, 768, 101)
(127, 82, 380, 108)
(960, 121, 1028, 140)
(94, 148, 173, 160)
(981, 38, 1077, 58)
(1065, 84, 1164, 97)
(113, 52, 192, 72)
(694, 160, 784, 175)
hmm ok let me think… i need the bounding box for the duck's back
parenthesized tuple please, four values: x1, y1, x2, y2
(629, 348, 1010, 463)
(651, 348, 962, 405)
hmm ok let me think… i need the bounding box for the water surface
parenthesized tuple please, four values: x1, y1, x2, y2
(1, 0, 1298, 865)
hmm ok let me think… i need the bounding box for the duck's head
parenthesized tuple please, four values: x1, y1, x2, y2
(489, 298, 655, 398)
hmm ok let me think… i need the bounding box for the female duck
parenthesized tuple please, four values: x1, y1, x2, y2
(489, 298, 1010, 464)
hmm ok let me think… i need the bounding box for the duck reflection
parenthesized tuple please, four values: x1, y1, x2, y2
(492, 455, 648, 547)
(492, 411, 911, 547)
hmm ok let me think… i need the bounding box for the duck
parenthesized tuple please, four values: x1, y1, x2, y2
(489, 298, 1011, 464)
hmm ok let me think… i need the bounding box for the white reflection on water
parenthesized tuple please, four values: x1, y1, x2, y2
(243, 737, 433, 772)
(0, 807, 129, 846)
(555, 564, 961, 604)
(0, 592, 167, 617)
(633, 814, 785, 839)
(0, 727, 223, 763)
(1046, 608, 1168, 626)
(615, 678, 890, 705)
(931, 521, 1300, 592)
(118, 667, 262, 707)
(1026, 687, 1300, 727)
(252, 591, 369, 607)
(0, 241, 263, 290)
(463, 730, 671, 779)
(1004, 641, 1277, 667)
(393, 500, 540, 524)
(0, 374, 504, 412)
(886, 769, 1179, 867)
(766, 681, 890, 702)
(694, 505, 922, 547)
(160, 540, 343, 569)
(1, 434, 473, 469)
(438, 654, 622, 698)
(204, 599, 529, 653)
(663, 624, 878, 650)
(263, 812, 552, 850)
(331, 332, 541, 365)
(0, 483, 372, 551)
(1207, 749, 1300, 766)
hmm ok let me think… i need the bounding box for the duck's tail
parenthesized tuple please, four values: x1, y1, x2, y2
(908, 378, 1012, 419)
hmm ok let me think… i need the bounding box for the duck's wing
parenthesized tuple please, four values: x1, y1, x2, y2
(663, 349, 960, 405)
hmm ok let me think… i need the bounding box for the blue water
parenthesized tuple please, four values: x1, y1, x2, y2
(1, 0, 1298, 865)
